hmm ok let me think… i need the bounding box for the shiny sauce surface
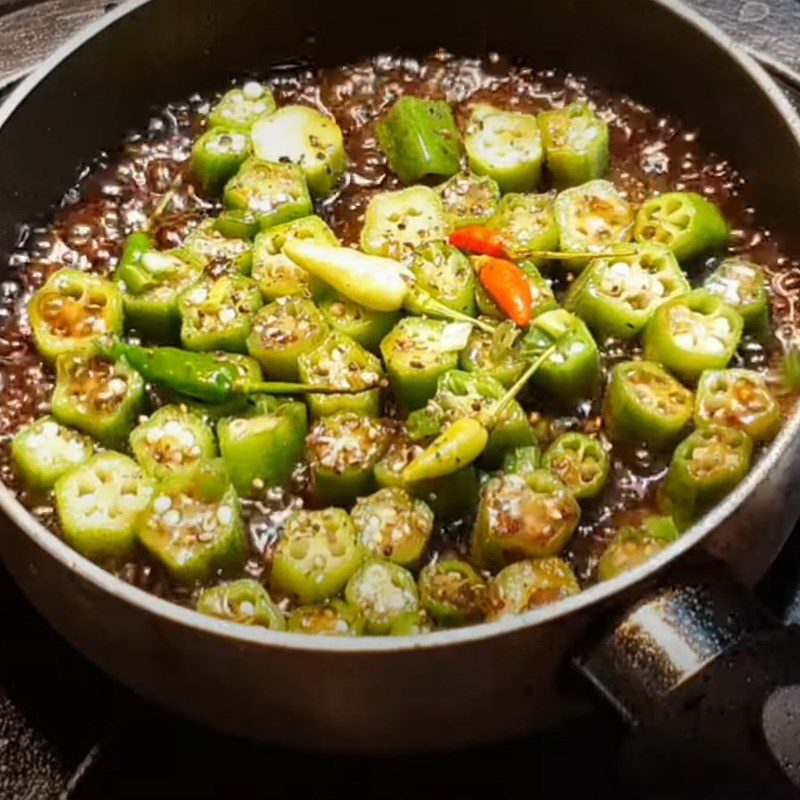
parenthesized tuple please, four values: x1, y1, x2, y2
(0, 52, 798, 606)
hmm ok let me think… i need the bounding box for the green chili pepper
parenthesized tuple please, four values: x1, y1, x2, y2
(183, 219, 253, 276)
(596, 515, 679, 581)
(360, 186, 448, 260)
(542, 433, 609, 500)
(642, 290, 743, 383)
(502, 445, 542, 478)
(555, 180, 634, 267)
(319, 293, 400, 354)
(247, 296, 329, 381)
(288, 600, 365, 636)
(459, 320, 528, 388)
(196, 579, 286, 631)
(519, 309, 601, 405)
(223, 158, 312, 231)
(12, 416, 94, 490)
(403, 241, 476, 318)
(344, 559, 420, 635)
(29, 268, 124, 362)
(130, 405, 217, 483)
(178, 274, 263, 353)
(661, 424, 753, 525)
(704, 257, 769, 332)
(351, 487, 434, 568)
(217, 400, 307, 497)
(419, 559, 487, 626)
(297, 331, 384, 418)
(487, 193, 560, 263)
(380, 317, 469, 412)
(694, 368, 780, 442)
(634, 191, 728, 262)
(55, 452, 154, 561)
(472, 470, 580, 569)
(115, 232, 157, 294)
(208, 82, 277, 132)
(306, 413, 389, 506)
(464, 104, 543, 193)
(538, 103, 609, 188)
(564, 243, 690, 340)
(137, 459, 247, 583)
(486, 557, 580, 620)
(603, 360, 693, 449)
(271, 508, 364, 604)
(191, 127, 252, 194)
(376, 96, 461, 184)
(52, 352, 145, 448)
(437, 171, 501, 229)
(251, 215, 337, 301)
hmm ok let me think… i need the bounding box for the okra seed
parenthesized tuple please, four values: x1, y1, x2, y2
(154, 495, 172, 513)
(163, 509, 181, 526)
(217, 505, 233, 525)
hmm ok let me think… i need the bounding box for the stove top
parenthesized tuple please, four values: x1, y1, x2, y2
(2, 2, 800, 798)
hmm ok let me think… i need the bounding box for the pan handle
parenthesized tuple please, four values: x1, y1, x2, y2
(576, 556, 800, 798)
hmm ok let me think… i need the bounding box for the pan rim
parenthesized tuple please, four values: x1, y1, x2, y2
(0, 0, 799, 654)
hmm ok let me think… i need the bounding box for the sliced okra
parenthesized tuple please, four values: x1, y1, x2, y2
(419, 559, 487, 626)
(208, 82, 277, 131)
(459, 320, 528, 388)
(542, 433, 610, 500)
(344, 559, 419, 635)
(319, 293, 399, 354)
(389, 610, 433, 635)
(183, 219, 253, 275)
(196, 579, 285, 630)
(403, 241, 476, 317)
(487, 192, 559, 262)
(596, 515, 679, 581)
(437, 171, 500, 229)
(704, 257, 769, 332)
(191, 127, 252, 194)
(288, 600, 365, 636)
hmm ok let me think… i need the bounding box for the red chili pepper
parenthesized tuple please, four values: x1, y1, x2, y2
(478, 258, 533, 327)
(449, 226, 509, 258)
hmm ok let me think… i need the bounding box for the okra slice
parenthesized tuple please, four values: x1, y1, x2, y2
(297, 331, 384, 418)
(472, 471, 580, 569)
(538, 103, 609, 188)
(376, 96, 461, 184)
(459, 321, 528, 388)
(52, 353, 145, 448)
(437, 171, 500, 229)
(555, 180, 634, 266)
(118, 247, 206, 342)
(464, 104, 543, 193)
(29, 268, 123, 362)
(374, 432, 479, 519)
(12, 416, 93, 490)
(137, 460, 247, 583)
(635, 191, 728, 262)
(519, 309, 601, 405)
(542, 433, 609, 500)
(389, 610, 433, 635)
(178, 274, 263, 353)
(196, 579, 285, 631)
(419, 559, 487, 626)
(223, 158, 312, 231)
(271, 508, 363, 604)
(288, 599, 364, 636)
(704, 257, 769, 332)
(565, 243, 690, 340)
(130, 405, 216, 483)
(306, 413, 389, 506)
(251, 105, 347, 197)
(319, 294, 399, 354)
(403, 241, 476, 317)
(486, 557, 580, 620)
(694, 368, 780, 442)
(596, 515, 679, 581)
(360, 186, 448, 260)
(55, 452, 154, 560)
(643, 290, 743, 383)
(408, 369, 533, 468)
(208, 82, 277, 131)
(191, 127, 252, 195)
(487, 192, 559, 262)
(379, 317, 468, 412)
(218, 400, 307, 497)
(661, 425, 752, 524)
(251, 216, 337, 301)
(350, 487, 433, 568)
(214, 209, 261, 241)
(502, 445, 541, 478)
(246, 296, 329, 380)
(603, 360, 693, 449)
(344, 559, 419, 635)
(183, 219, 253, 276)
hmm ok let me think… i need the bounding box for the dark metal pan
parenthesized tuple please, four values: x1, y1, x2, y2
(0, 0, 799, 767)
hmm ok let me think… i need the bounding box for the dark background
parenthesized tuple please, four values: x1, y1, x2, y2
(2, 1, 800, 798)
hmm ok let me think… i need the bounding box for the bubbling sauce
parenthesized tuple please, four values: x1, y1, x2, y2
(0, 51, 798, 604)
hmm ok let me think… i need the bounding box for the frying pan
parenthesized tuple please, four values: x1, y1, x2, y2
(0, 0, 799, 763)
